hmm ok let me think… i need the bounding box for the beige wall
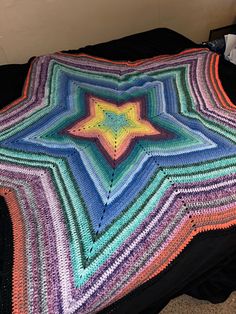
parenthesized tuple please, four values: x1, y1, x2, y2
(0, 0, 236, 64)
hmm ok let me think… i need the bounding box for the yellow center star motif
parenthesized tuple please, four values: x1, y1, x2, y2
(66, 96, 162, 162)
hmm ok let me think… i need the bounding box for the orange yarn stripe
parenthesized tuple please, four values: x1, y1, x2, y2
(0, 188, 28, 314)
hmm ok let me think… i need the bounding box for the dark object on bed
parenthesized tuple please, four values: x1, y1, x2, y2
(0, 28, 236, 314)
(203, 37, 226, 54)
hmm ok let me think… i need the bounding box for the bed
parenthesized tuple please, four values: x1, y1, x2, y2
(1, 28, 236, 314)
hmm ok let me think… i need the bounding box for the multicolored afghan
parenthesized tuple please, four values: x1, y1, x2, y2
(1, 48, 236, 313)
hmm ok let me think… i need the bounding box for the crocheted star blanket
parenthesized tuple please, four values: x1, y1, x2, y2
(1, 48, 236, 313)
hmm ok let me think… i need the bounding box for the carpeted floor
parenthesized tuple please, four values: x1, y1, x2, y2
(160, 292, 236, 313)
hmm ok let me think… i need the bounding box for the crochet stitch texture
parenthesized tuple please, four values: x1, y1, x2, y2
(1, 48, 236, 313)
